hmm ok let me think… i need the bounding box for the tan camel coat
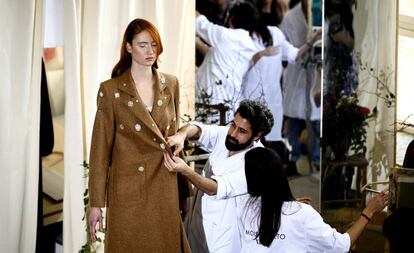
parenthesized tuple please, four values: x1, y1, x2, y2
(89, 68, 191, 253)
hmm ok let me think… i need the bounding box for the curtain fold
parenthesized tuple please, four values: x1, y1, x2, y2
(0, 0, 43, 252)
(63, 0, 86, 252)
(354, 0, 397, 192)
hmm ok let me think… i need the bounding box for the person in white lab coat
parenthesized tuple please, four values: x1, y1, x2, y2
(241, 20, 320, 167)
(196, 2, 271, 123)
(163, 100, 274, 252)
(238, 147, 389, 252)
(280, 0, 321, 169)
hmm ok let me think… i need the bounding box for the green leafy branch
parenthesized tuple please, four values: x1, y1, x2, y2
(79, 161, 105, 253)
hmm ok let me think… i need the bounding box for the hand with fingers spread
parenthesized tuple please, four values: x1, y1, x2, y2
(88, 207, 103, 242)
(165, 131, 186, 156)
(362, 190, 390, 219)
(346, 189, 389, 246)
(163, 152, 191, 174)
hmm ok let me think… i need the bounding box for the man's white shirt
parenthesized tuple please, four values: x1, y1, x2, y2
(191, 122, 262, 252)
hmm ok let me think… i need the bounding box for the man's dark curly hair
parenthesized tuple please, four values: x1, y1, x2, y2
(235, 100, 274, 137)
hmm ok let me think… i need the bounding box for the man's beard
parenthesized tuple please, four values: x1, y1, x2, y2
(225, 135, 254, 151)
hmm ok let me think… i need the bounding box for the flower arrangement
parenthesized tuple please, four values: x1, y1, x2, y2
(322, 47, 370, 160)
(322, 51, 395, 161)
(323, 92, 372, 160)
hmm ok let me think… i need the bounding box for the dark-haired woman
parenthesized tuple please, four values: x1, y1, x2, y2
(88, 18, 190, 252)
(238, 147, 389, 252)
(241, 12, 319, 161)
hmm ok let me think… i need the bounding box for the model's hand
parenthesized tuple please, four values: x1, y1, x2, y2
(166, 131, 186, 156)
(163, 153, 190, 174)
(88, 207, 103, 242)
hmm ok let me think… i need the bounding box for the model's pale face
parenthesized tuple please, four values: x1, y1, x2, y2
(126, 30, 157, 67)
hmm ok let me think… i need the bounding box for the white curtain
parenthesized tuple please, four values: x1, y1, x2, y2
(63, 0, 195, 252)
(0, 0, 43, 252)
(63, 0, 86, 252)
(354, 0, 397, 191)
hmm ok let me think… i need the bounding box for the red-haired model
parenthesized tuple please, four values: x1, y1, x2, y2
(88, 18, 190, 252)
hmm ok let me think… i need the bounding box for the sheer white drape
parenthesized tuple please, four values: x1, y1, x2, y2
(64, 0, 195, 252)
(0, 0, 43, 252)
(63, 0, 85, 252)
(354, 0, 397, 191)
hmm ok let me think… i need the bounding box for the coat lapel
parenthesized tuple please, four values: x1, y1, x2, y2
(117, 69, 166, 142)
(150, 71, 171, 128)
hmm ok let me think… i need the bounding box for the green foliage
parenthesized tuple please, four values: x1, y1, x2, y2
(79, 161, 105, 253)
(195, 89, 220, 124)
(323, 52, 395, 160)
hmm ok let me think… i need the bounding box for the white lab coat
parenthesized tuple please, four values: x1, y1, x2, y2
(192, 122, 262, 252)
(196, 15, 257, 118)
(237, 197, 351, 253)
(280, 3, 320, 121)
(241, 26, 298, 141)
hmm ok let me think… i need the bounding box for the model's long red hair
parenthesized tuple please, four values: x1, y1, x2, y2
(111, 19, 163, 78)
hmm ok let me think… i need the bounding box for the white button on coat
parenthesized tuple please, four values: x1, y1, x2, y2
(160, 143, 165, 150)
(135, 124, 141, 132)
(160, 76, 166, 84)
(137, 166, 145, 172)
(157, 100, 163, 106)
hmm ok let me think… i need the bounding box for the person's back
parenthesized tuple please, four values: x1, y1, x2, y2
(238, 198, 350, 252)
(196, 2, 265, 119)
(238, 147, 388, 253)
(242, 26, 298, 142)
(196, 23, 256, 107)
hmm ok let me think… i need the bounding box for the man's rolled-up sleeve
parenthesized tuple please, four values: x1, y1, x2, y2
(212, 168, 247, 199)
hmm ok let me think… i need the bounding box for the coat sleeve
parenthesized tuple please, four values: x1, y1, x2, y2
(88, 83, 115, 207)
(173, 77, 193, 199)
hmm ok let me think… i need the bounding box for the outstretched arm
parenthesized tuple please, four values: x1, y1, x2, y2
(166, 124, 202, 156)
(346, 190, 389, 246)
(296, 29, 322, 61)
(163, 153, 218, 195)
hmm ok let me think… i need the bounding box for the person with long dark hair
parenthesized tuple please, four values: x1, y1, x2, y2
(239, 147, 389, 252)
(163, 100, 274, 252)
(241, 0, 320, 174)
(196, 1, 280, 122)
(88, 18, 190, 252)
(257, 0, 287, 26)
